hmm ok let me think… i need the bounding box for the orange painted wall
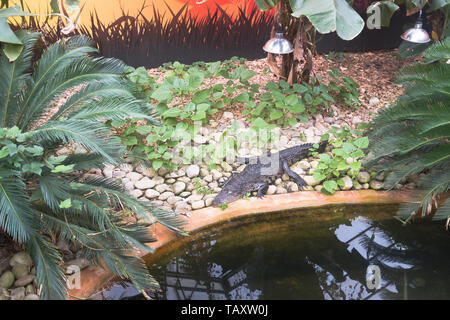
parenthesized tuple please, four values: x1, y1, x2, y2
(11, 0, 258, 25)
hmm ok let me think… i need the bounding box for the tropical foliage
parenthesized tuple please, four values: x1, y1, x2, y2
(367, 37, 450, 226)
(0, 32, 185, 299)
(118, 58, 360, 172)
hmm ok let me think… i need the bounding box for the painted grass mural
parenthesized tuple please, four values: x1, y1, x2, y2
(10, 0, 262, 25)
(10, 0, 273, 67)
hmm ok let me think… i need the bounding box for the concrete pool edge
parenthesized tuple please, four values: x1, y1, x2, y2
(67, 189, 423, 300)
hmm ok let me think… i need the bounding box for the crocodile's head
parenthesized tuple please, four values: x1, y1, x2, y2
(211, 185, 243, 207)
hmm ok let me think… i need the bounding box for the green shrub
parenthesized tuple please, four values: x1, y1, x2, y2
(120, 57, 361, 171)
(0, 32, 185, 299)
(312, 125, 369, 195)
(367, 37, 450, 225)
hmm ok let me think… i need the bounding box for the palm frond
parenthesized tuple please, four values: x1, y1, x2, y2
(19, 56, 127, 130)
(368, 37, 450, 223)
(26, 234, 67, 300)
(78, 175, 186, 233)
(31, 120, 124, 164)
(0, 32, 41, 127)
(0, 171, 36, 242)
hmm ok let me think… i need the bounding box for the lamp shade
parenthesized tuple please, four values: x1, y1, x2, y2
(263, 32, 294, 55)
(401, 21, 431, 44)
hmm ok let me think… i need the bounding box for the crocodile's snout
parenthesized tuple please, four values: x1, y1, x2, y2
(212, 189, 242, 207)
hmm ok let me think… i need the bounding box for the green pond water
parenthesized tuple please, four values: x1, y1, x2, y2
(95, 204, 450, 300)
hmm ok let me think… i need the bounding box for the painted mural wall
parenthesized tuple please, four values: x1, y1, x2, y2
(11, 0, 259, 25)
(8, 1, 408, 68)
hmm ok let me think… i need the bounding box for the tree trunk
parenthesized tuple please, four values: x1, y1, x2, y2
(267, 0, 315, 85)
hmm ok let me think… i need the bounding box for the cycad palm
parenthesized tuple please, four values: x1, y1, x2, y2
(367, 37, 450, 225)
(0, 32, 185, 299)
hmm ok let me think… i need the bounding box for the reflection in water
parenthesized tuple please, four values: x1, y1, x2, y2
(96, 206, 450, 300)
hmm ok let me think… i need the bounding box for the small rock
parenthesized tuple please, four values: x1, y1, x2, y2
(221, 162, 233, 172)
(124, 181, 135, 191)
(274, 178, 283, 186)
(135, 177, 156, 189)
(310, 161, 319, 170)
(303, 175, 322, 187)
(9, 252, 32, 268)
(281, 173, 290, 181)
(152, 176, 165, 185)
(175, 202, 191, 214)
(287, 182, 299, 192)
(0, 288, 9, 300)
(145, 189, 160, 199)
(362, 183, 370, 189)
(158, 167, 169, 177)
(179, 191, 191, 198)
(130, 189, 143, 198)
(211, 169, 223, 180)
(204, 175, 213, 183)
(186, 165, 200, 178)
(112, 170, 126, 178)
(158, 191, 174, 201)
(177, 176, 191, 184)
(291, 167, 305, 176)
(10, 287, 25, 300)
(135, 165, 157, 178)
(0, 271, 15, 289)
(172, 182, 186, 195)
(340, 176, 353, 191)
(12, 264, 30, 279)
(200, 168, 209, 177)
(188, 194, 204, 204)
(165, 178, 176, 184)
(276, 186, 288, 194)
(315, 185, 323, 192)
(119, 163, 133, 173)
(194, 135, 207, 144)
(266, 185, 277, 195)
(205, 198, 214, 207)
(369, 97, 380, 105)
(191, 200, 205, 210)
(24, 294, 39, 300)
(297, 160, 310, 170)
(357, 171, 371, 184)
(370, 180, 384, 190)
(102, 167, 113, 178)
(375, 171, 386, 181)
(208, 182, 219, 189)
(25, 284, 35, 295)
(223, 112, 234, 119)
(14, 274, 35, 287)
(155, 184, 171, 193)
(151, 200, 164, 206)
(167, 196, 182, 205)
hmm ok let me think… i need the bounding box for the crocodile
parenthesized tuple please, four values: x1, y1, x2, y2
(211, 141, 328, 206)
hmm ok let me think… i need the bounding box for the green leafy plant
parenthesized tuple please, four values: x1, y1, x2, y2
(117, 58, 259, 171)
(243, 74, 359, 129)
(313, 125, 369, 195)
(327, 68, 361, 109)
(192, 177, 213, 195)
(0, 33, 185, 299)
(367, 37, 450, 226)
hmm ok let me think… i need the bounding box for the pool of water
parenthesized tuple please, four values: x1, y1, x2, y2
(94, 204, 450, 300)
